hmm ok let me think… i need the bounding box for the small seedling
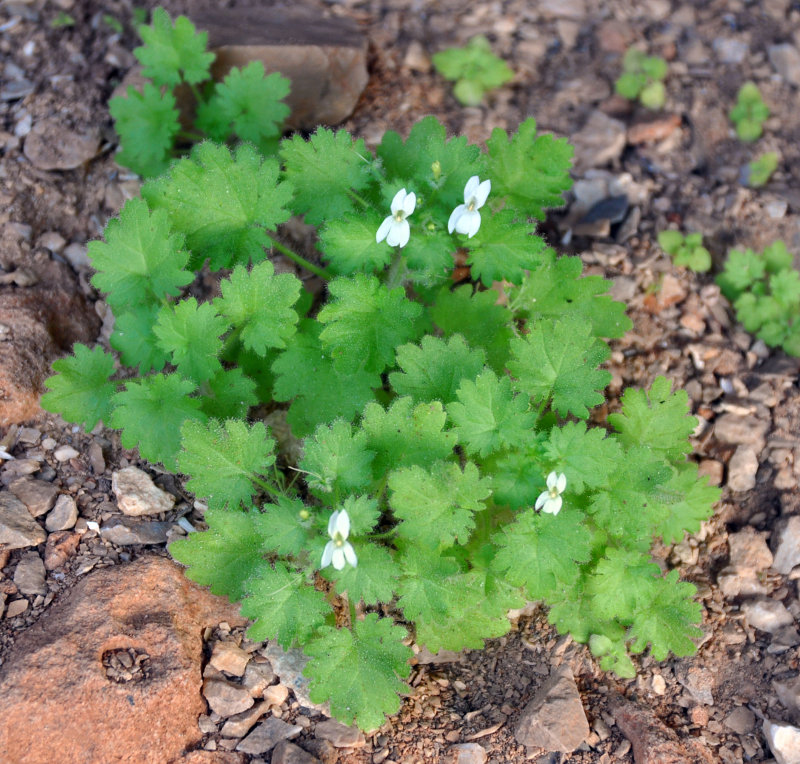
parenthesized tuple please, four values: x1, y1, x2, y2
(432, 35, 514, 107)
(657, 230, 711, 272)
(729, 82, 769, 142)
(615, 47, 668, 109)
(108, 7, 290, 177)
(50, 12, 75, 28)
(717, 241, 800, 356)
(102, 14, 124, 34)
(746, 152, 779, 188)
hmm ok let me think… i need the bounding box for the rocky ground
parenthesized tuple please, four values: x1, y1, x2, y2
(1, 0, 800, 762)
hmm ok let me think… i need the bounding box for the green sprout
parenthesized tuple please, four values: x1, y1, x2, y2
(657, 231, 711, 273)
(615, 47, 668, 109)
(746, 152, 779, 187)
(50, 12, 75, 29)
(729, 82, 769, 142)
(432, 35, 514, 107)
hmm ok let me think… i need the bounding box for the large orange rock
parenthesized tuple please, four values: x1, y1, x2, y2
(0, 555, 245, 764)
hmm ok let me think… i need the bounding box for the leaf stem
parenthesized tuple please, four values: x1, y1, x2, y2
(266, 232, 332, 281)
(384, 251, 408, 290)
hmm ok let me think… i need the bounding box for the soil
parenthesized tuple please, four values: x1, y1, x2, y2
(1, 0, 800, 762)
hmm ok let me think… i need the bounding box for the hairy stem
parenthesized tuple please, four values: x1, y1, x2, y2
(267, 232, 332, 280)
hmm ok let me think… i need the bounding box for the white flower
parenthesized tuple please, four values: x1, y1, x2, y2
(535, 471, 566, 516)
(448, 175, 491, 238)
(376, 188, 416, 248)
(321, 509, 357, 571)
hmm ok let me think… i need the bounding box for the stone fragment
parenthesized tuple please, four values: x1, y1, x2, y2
(13, 550, 46, 596)
(23, 120, 100, 171)
(741, 597, 795, 634)
(9, 476, 58, 517)
(88, 441, 106, 474)
(191, 7, 367, 130)
(236, 717, 302, 755)
(403, 41, 431, 72)
(203, 678, 255, 717)
(723, 706, 755, 735)
(610, 694, 715, 764)
(314, 718, 366, 748)
(713, 37, 749, 64)
(263, 682, 290, 708)
(727, 445, 758, 492)
(271, 740, 321, 764)
(53, 445, 79, 462)
(45, 494, 78, 532)
(265, 642, 329, 713)
(5, 598, 28, 618)
(0, 556, 245, 764)
(774, 676, 800, 716)
(713, 414, 769, 451)
(538, 0, 586, 18)
(43, 530, 80, 570)
(179, 752, 246, 764)
(627, 114, 681, 145)
(0, 491, 46, 549)
(716, 526, 773, 597)
(764, 718, 800, 764)
(514, 665, 590, 753)
(242, 659, 275, 697)
(677, 666, 715, 706)
(210, 641, 252, 677)
(570, 111, 627, 173)
(443, 743, 488, 764)
(112, 466, 176, 516)
(773, 516, 800, 575)
(100, 516, 171, 545)
(220, 701, 270, 738)
(768, 44, 800, 87)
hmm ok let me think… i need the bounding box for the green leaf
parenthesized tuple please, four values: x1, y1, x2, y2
(447, 368, 536, 457)
(362, 397, 457, 479)
(628, 570, 702, 660)
(432, 35, 513, 106)
(747, 152, 779, 188)
(608, 376, 696, 462)
(135, 7, 214, 87)
(242, 562, 332, 648)
(763, 241, 793, 273)
(543, 420, 623, 494)
(177, 419, 275, 511)
(280, 128, 372, 226)
(256, 496, 313, 556)
(337, 495, 381, 536)
(403, 228, 456, 283)
(508, 317, 611, 419)
(196, 63, 290, 153)
(110, 374, 205, 470)
(639, 80, 666, 110)
(214, 261, 301, 356)
(493, 508, 593, 600)
(430, 285, 514, 373)
(490, 447, 546, 509)
(142, 142, 293, 270)
(304, 614, 413, 731)
(615, 71, 645, 99)
(41, 344, 118, 431)
(272, 320, 381, 437)
(154, 298, 229, 384)
(657, 230, 684, 255)
(318, 274, 424, 374)
(653, 464, 720, 544)
(200, 367, 259, 420)
(300, 420, 375, 497)
(318, 212, 393, 276)
(716, 248, 765, 300)
(169, 507, 269, 601)
(389, 334, 486, 405)
(588, 631, 636, 678)
(110, 306, 170, 374)
(89, 197, 192, 311)
(465, 210, 545, 286)
(588, 548, 663, 623)
(109, 85, 181, 177)
(396, 545, 462, 623)
(486, 118, 573, 220)
(322, 542, 399, 605)
(389, 461, 490, 547)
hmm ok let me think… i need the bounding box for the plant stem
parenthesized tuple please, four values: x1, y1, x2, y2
(384, 251, 407, 290)
(347, 189, 371, 209)
(266, 232, 332, 280)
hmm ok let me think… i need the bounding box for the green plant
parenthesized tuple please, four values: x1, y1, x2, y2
(717, 241, 800, 356)
(108, 7, 290, 177)
(43, 116, 718, 731)
(615, 47, 668, 109)
(657, 230, 711, 273)
(50, 11, 75, 28)
(432, 35, 514, 107)
(746, 152, 779, 188)
(729, 82, 769, 142)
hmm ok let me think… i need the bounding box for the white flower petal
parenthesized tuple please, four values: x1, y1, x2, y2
(321, 541, 335, 569)
(544, 496, 563, 515)
(463, 175, 480, 201)
(448, 204, 465, 234)
(335, 508, 350, 539)
(535, 490, 548, 510)
(332, 547, 346, 570)
(343, 542, 358, 568)
(376, 215, 393, 244)
(387, 220, 410, 248)
(402, 191, 416, 215)
(390, 188, 407, 214)
(556, 473, 567, 493)
(464, 210, 482, 238)
(327, 510, 340, 537)
(474, 179, 491, 208)
(546, 471, 559, 490)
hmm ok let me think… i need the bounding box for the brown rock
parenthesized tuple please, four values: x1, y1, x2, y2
(112, 466, 176, 516)
(209, 640, 252, 676)
(314, 718, 366, 747)
(0, 556, 245, 764)
(610, 694, 715, 764)
(23, 120, 101, 171)
(220, 701, 270, 738)
(204, 677, 255, 717)
(43, 530, 81, 570)
(192, 6, 367, 130)
(271, 740, 321, 764)
(0, 491, 46, 550)
(236, 717, 303, 755)
(179, 753, 246, 764)
(627, 114, 682, 145)
(9, 476, 59, 517)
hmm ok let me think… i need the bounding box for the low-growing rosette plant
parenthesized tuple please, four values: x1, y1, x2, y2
(43, 116, 719, 731)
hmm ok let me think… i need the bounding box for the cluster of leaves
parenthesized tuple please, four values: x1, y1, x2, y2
(717, 241, 800, 356)
(432, 35, 514, 107)
(729, 82, 769, 142)
(42, 116, 718, 731)
(657, 230, 711, 273)
(109, 8, 290, 177)
(745, 151, 779, 188)
(615, 47, 668, 109)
